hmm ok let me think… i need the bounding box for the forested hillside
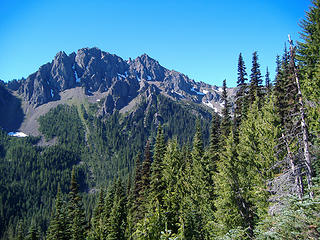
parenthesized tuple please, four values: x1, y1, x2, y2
(0, 1, 320, 239)
(0, 92, 213, 239)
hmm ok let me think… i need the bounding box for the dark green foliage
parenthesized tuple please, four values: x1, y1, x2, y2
(16, 221, 24, 240)
(150, 124, 166, 205)
(249, 51, 263, 105)
(47, 185, 68, 240)
(274, 45, 298, 128)
(0, 129, 78, 239)
(297, 0, 320, 146)
(88, 189, 104, 240)
(265, 67, 271, 93)
(141, 141, 152, 194)
(107, 179, 127, 240)
(38, 105, 85, 152)
(209, 114, 220, 161)
(67, 168, 87, 240)
(234, 53, 248, 130)
(25, 222, 40, 240)
(220, 79, 231, 139)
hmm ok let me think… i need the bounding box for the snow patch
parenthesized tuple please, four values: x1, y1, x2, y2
(96, 99, 101, 102)
(8, 132, 28, 137)
(202, 90, 209, 94)
(203, 101, 214, 109)
(147, 75, 152, 80)
(117, 73, 126, 78)
(191, 87, 205, 95)
(218, 87, 222, 92)
(125, 71, 128, 77)
(50, 89, 54, 98)
(136, 75, 141, 81)
(174, 91, 185, 98)
(75, 71, 80, 83)
(73, 64, 81, 83)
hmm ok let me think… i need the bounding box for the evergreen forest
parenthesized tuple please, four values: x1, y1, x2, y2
(0, 1, 320, 239)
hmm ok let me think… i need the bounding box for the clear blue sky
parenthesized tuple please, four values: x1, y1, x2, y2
(0, 0, 310, 87)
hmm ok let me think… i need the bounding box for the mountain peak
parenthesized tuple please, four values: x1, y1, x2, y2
(8, 47, 231, 115)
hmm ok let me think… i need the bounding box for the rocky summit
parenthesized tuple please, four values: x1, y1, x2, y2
(2, 47, 236, 134)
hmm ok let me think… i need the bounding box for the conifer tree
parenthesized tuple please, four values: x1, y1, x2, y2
(140, 141, 152, 203)
(209, 114, 220, 167)
(162, 139, 183, 234)
(265, 67, 271, 93)
(47, 185, 68, 240)
(249, 51, 263, 105)
(92, 189, 104, 228)
(67, 168, 87, 240)
(16, 221, 24, 240)
(220, 79, 231, 139)
(237, 98, 280, 225)
(127, 152, 143, 232)
(88, 189, 105, 240)
(25, 222, 40, 240)
(107, 178, 127, 240)
(234, 53, 248, 129)
(150, 124, 166, 205)
(214, 132, 243, 236)
(298, 0, 320, 146)
(100, 182, 117, 239)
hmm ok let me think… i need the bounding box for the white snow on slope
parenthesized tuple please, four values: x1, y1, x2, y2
(174, 91, 185, 98)
(147, 75, 152, 80)
(203, 101, 213, 109)
(191, 87, 205, 95)
(8, 132, 28, 137)
(202, 90, 209, 94)
(73, 64, 81, 83)
(117, 73, 126, 78)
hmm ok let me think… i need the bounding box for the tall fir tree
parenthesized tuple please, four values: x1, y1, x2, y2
(298, 0, 320, 146)
(140, 141, 152, 202)
(220, 79, 232, 139)
(107, 178, 127, 240)
(16, 221, 24, 240)
(265, 66, 271, 93)
(209, 114, 220, 168)
(25, 221, 40, 240)
(162, 139, 183, 234)
(249, 51, 263, 106)
(234, 53, 248, 130)
(213, 132, 244, 237)
(47, 185, 68, 240)
(67, 168, 87, 240)
(236, 98, 280, 230)
(150, 124, 166, 205)
(127, 152, 143, 233)
(88, 189, 105, 240)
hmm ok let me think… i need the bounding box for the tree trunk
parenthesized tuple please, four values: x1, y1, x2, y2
(288, 35, 314, 198)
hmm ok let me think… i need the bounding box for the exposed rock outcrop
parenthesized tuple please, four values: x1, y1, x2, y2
(9, 47, 233, 114)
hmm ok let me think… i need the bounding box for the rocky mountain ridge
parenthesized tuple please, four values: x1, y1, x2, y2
(9, 47, 235, 110)
(2, 47, 236, 135)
